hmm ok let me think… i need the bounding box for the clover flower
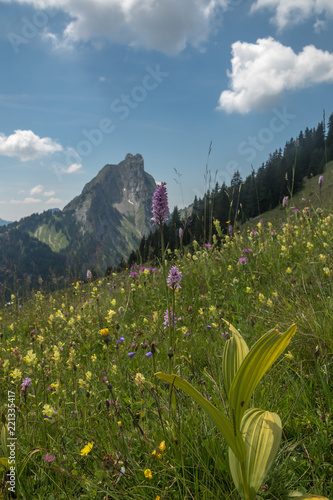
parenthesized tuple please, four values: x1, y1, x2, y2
(152, 182, 169, 226)
(238, 257, 248, 264)
(167, 266, 182, 290)
(44, 454, 56, 463)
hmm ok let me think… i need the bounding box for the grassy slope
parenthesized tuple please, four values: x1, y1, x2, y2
(243, 161, 333, 231)
(0, 166, 332, 500)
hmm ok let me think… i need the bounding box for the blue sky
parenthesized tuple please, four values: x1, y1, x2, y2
(0, 0, 332, 222)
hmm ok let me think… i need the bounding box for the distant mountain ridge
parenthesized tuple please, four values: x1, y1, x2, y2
(0, 154, 156, 296)
(0, 218, 11, 226)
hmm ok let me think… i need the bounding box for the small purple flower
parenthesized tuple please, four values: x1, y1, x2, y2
(238, 257, 248, 264)
(167, 266, 182, 290)
(319, 175, 324, 186)
(152, 182, 169, 226)
(205, 243, 212, 248)
(128, 352, 136, 358)
(21, 377, 32, 393)
(282, 196, 289, 208)
(141, 342, 149, 349)
(294, 209, 299, 213)
(206, 325, 212, 329)
(179, 227, 183, 240)
(102, 376, 108, 383)
(44, 454, 56, 463)
(228, 225, 233, 237)
(116, 336, 125, 343)
(164, 307, 177, 329)
(145, 352, 153, 358)
(130, 272, 138, 276)
(242, 248, 252, 254)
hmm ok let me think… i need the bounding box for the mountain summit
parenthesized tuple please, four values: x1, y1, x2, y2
(0, 154, 156, 292)
(64, 153, 155, 241)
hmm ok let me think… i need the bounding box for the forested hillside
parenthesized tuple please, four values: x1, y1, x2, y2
(128, 112, 333, 267)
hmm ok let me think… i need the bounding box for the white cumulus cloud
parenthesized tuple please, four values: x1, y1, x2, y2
(0, 130, 63, 161)
(10, 197, 42, 204)
(217, 37, 333, 114)
(43, 190, 56, 196)
(4, 0, 228, 55)
(30, 184, 44, 195)
(46, 197, 62, 205)
(251, 0, 333, 30)
(63, 163, 82, 174)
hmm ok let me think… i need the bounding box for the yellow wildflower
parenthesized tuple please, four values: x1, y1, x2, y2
(134, 373, 145, 387)
(43, 404, 55, 418)
(24, 349, 37, 365)
(80, 442, 93, 456)
(144, 469, 152, 479)
(158, 440, 166, 452)
(100, 328, 109, 337)
(10, 368, 22, 382)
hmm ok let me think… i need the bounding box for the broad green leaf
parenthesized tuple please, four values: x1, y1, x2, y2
(229, 408, 282, 500)
(222, 319, 245, 340)
(223, 333, 249, 398)
(1, 424, 9, 457)
(155, 372, 246, 462)
(229, 324, 296, 431)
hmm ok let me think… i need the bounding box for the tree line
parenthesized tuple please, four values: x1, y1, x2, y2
(124, 112, 333, 269)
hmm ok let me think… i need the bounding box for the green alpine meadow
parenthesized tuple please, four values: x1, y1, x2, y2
(1, 164, 332, 499)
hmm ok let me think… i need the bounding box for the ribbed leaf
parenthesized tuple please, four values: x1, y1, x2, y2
(155, 372, 246, 462)
(223, 333, 249, 397)
(1, 425, 9, 458)
(229, 324, 297, 431)
(229, 408, 282, 500)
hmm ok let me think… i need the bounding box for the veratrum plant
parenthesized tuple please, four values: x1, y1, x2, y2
(156, 322, 328, 500)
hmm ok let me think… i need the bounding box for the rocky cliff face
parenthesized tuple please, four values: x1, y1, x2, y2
(64, 153, 155, 240)
(63, 153, 156, 268)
